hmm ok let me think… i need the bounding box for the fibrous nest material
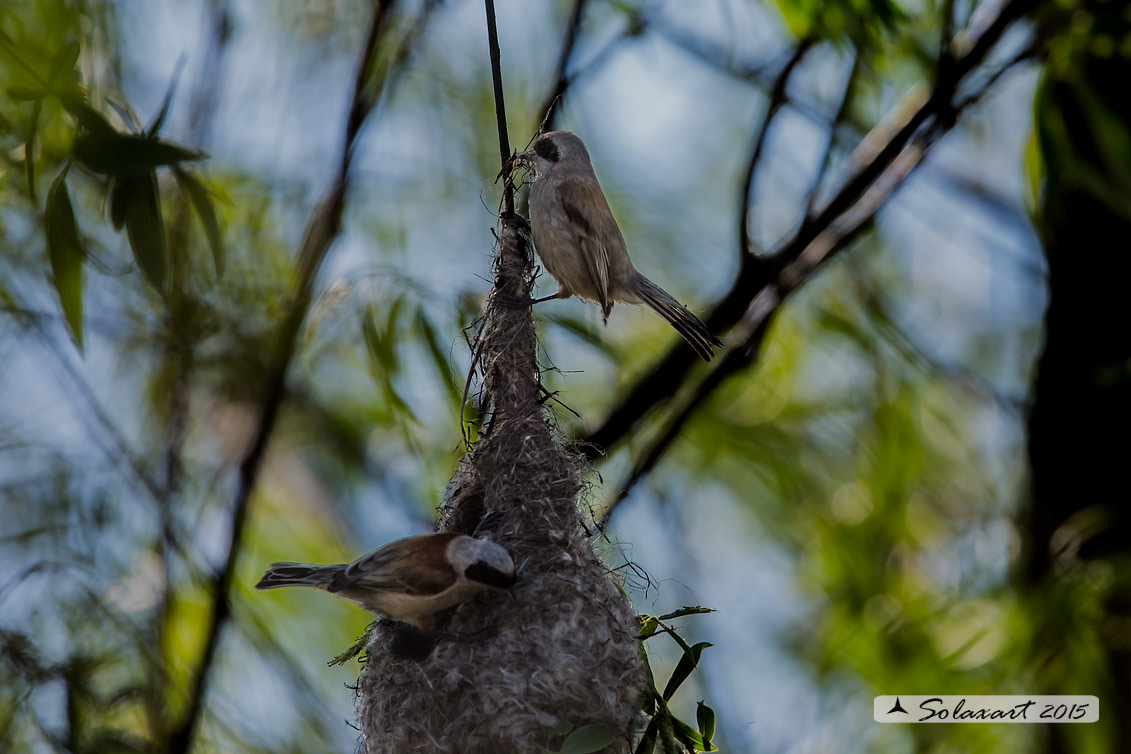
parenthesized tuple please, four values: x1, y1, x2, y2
(358, 218, 647, 753)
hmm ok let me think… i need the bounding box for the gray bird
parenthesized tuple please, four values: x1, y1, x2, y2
(255, 533, 516, 635)
(513, 130, 723, 361)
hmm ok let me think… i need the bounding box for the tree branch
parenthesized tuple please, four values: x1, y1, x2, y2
(738, 38, 813, 270)
(803, 44, 861, 220)
(484, 0, 515, 215)
(166, 4, 392, 752)
(534, 0, 589, 131)
(580, 0, 1036, 462)
(600, 17, 1040, 519)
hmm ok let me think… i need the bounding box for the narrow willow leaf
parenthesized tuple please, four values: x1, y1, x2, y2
(124, 170, 167, 294)
(109, 178, 132, 231)
(108, 100, 141, 134)
(146, 58, 185, 137)
(661, 641, 712, 701)
(416, 308, 459, 399)
(670, 716, 711, 752)
(172, 167, 223, 275)
(62, 97, 118, 139)
(695, 701, 715, 743)
(558, 723, 615, 754)
(44, 169, 85, 351)
(633, 720, 658, 754)
(50, 40, 81, 80)
(73, 131, 203, 175)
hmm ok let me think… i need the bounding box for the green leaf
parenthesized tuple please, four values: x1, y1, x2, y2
(85, 733, 146, 754)
(44, 168, 85, 352)
(670, 716, 713, 752)
(695, 701, 715, 743)
(633, 720, 658, 754)
(73, 130, 203, 175)
(123, 171, 167, 293)
(172, 167, 223, 275)
(416, 308, 459, 398)
(25, 99, 41, 201)
(109, 178, 132, 231)
(108, 100, 141, 134)
(8, 87, 44, 101)
(62, 97, 118, 139)
(661, 642, 712, 701)
(49, 41, 81, 80)
(146, 59, 185, 137)
(638, 616, 660, 639)
(558, 723, 615, 754)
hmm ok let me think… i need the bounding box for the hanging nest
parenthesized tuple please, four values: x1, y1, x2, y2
(358, 216, 648, 753)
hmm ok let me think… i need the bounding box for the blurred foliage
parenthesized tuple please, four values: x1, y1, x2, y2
(636, 608, 718, 754)
(0, 0, 1122, 753)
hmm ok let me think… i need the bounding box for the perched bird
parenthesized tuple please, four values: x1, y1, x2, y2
(255, 533, 516, 635)
(513, 130, 723, 361)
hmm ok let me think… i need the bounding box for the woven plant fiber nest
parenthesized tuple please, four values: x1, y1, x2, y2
(358, 219, 647, 754)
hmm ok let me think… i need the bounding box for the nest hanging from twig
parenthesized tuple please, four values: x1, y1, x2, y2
(358, 218, 647, 754)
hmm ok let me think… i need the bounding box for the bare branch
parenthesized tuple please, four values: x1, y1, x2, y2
(484, 0, 515, 215)
(166, 4, 395, 751)
(534, 0, 590, 131)
(580, 0, 1037, 462)
(738, 38, 814, 270)
(803, 44, 861, 220)
(600, 21, 1042, 519)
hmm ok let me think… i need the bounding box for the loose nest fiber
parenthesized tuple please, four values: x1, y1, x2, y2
(358, 218, 647, 753)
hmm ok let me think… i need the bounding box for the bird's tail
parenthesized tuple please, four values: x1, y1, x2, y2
(634, 273, 723, 361)
(255, 562, 344, 591)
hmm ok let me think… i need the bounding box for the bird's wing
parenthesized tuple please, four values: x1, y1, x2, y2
(558, 181, 610, 314)
(337, 533, 459, 596)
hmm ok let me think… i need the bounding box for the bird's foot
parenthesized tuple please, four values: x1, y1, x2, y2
(496, 293, 536, 309)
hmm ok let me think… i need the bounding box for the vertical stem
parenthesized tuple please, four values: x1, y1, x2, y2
(483, 0, 514, 214)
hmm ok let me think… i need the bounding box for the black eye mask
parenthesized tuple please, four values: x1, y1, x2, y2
(465, 561, 516, 590)
(534, 138, 560, 163)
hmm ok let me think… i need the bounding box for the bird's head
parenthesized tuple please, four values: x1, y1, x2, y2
(449, 536, 517, 591)
(515, 130, 591, 178)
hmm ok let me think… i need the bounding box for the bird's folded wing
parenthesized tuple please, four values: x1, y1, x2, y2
(560, 184, 610, 311)
(339, 534, 459, 595)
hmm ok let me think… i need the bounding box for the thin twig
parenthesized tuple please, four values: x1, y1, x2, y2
(738, 38, 813, 269)
(580, 0, 1036, 461)
(803, 44, 861, 221)
(165, 5, 392, 752)
(600, 27, 1039, 521)
(483, 0, 514, 215)
(534, 0, 589, 130)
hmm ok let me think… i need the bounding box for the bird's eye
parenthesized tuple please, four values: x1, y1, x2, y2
(534, 139, 560, 163)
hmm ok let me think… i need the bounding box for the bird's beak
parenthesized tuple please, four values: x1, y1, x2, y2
(512, 149, 535, 166)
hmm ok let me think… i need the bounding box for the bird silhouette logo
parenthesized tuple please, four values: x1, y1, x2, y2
(887, 697, 909, 715)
